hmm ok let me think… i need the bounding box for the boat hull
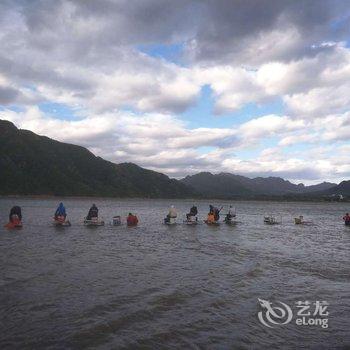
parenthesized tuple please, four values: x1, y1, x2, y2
(54, 220, 71, 227)
(225, 220, 237, 225)
(84, 219, 104, 226)
(204, 220, 220, 226)
(5, 222, 22, 229)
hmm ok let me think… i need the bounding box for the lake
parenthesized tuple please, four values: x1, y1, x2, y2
(1, 198, 349, 349)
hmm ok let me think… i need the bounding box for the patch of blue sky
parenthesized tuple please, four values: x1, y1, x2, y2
(230, 98, 285, 123)
(181, 85, 285, 129)
(330, 13, 350, 31)
(23, 84, 37, 92)
(38, 102, 82, 120)
(0, 105, 26, 113)
(283, 142, 311, 156)
(137, 43, 185, 65)
(196, 146, 216, 155)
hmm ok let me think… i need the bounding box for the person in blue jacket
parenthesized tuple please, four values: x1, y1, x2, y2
(54, 203, 67, 220)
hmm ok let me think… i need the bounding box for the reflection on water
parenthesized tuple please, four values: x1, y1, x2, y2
(1, 198, 350, 349)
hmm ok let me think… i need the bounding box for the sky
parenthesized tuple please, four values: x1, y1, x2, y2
(1, 0, 350, 184)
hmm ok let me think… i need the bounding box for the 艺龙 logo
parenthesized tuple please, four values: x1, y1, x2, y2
(258, 299, 329, 328)
(258, 298, 293, 328)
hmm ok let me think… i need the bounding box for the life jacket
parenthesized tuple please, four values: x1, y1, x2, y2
(207, 213, 215, 223)
(127, 215, 138, 226)
(5, 215, 22, 229)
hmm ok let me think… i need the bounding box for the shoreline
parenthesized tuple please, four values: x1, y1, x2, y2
(0, 194, 348, 203)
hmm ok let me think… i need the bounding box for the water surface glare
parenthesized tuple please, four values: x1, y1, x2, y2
(1, 198, 350, 349)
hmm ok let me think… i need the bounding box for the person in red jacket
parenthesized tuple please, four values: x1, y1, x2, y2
(343, 213, 350, 225)
(127, 213, 138, 226)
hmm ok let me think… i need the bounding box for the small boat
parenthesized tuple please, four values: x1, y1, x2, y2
(111, 216, 121, 226)
(164, 217, 177, 225)
(53, 216, 71, 227)
(264, 216, 280, 225)
(4, 220, 23, 229)
(84, 217, 105, 226)
(183, 216, 198, 225)
(224, 218, 238, 225)
(204, 220, 220, 226)
(5, 213, 22, 229)
(294, 216, 313, 225)
(224, 212, 238, 225)
(53, 220, 71, 227)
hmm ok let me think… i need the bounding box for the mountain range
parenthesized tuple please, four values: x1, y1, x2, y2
(180, 172, 338, 198)
(0, 119, 348, 199)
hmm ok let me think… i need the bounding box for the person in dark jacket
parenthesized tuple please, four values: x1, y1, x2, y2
(9, 206, 22, 223)
(186, 205, 198, 219)
(209, 205, 214, 214)
(86, 204, 98, 220)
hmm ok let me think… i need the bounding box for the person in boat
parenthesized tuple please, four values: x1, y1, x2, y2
(186, 205, 198, 220)
(127, 213, 138, 226)
(165, 205, 177, 223)
(343, 213, 350, 224)
(168, 205, 177, 218)
(86, 204, 98, 220)
(207, 212, 215, 223)
(225, 205, 236, 221)
(209, 205, 220, 221)
(9, 206, 22, 223)
(214, 206, 220, 221)
(54, 202, 67, 221)
(209, 205, 214, 214)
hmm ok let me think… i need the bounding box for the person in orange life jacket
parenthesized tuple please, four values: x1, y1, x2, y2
(207, 212, 215, 223)
(127, 213, 138, 226)
(209, 205, 220, 221)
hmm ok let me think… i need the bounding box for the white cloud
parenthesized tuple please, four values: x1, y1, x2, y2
(0, 0, 350, 183)
(1, 106, 349, 183)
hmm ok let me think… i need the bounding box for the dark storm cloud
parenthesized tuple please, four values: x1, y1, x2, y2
(7, 0, 349, 64)
(0, 86, 19, 104)
(190, 0, 350, 63)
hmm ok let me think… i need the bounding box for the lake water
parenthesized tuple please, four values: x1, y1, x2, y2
(1, 198, 349, 349)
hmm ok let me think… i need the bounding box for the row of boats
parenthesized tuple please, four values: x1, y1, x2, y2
(3, 204, 139, 229)
(4, 204, 350, 229)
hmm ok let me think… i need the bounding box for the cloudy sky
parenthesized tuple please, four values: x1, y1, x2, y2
(1, 0, 350, 184)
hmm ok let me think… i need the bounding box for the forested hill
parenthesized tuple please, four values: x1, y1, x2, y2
(1, 120, 346, 200)
(0, 120, 195, 198)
